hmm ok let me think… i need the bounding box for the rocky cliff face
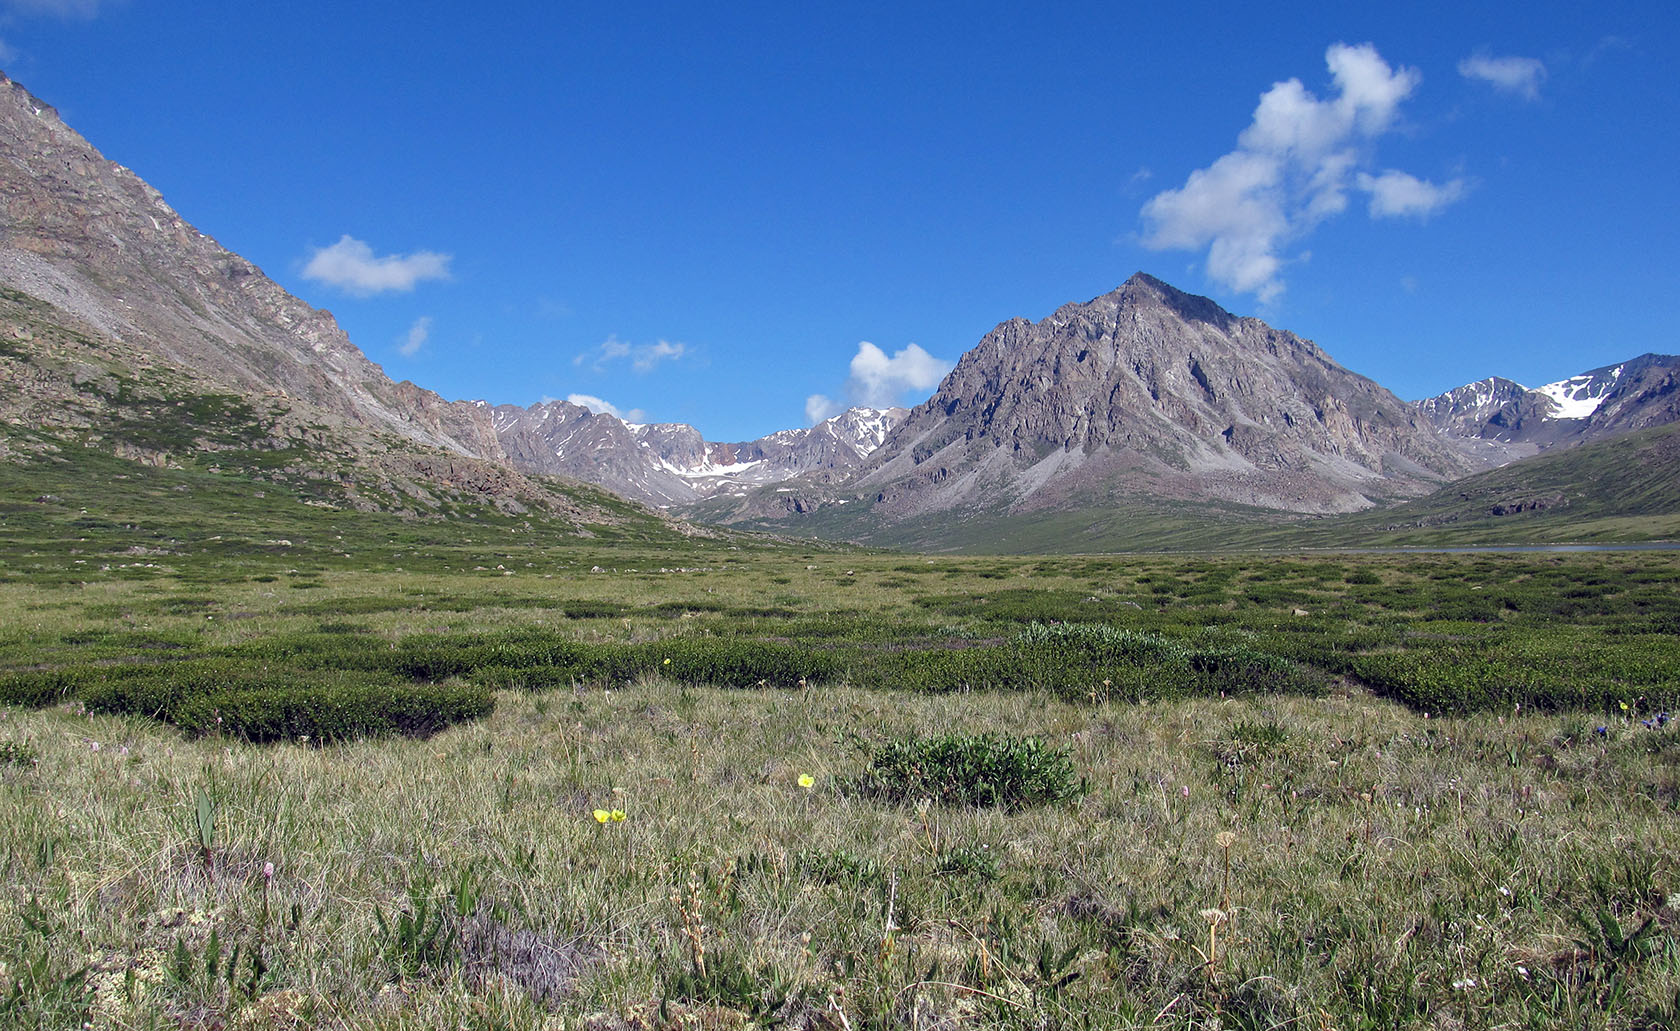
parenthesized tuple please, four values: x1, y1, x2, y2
(848, 273, 1469, 519)
(493, 400, 905, 506)
(0, 72, 502, 462)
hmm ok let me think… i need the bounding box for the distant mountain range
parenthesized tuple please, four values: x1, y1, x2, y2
(490, 400, 904, 506)
(0, 68, 1675, 550)
(687, 278, 1677, 540)
(1414, 353, 1680, 459)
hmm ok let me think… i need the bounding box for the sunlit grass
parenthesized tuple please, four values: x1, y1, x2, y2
(3, 680, 1678, 1028)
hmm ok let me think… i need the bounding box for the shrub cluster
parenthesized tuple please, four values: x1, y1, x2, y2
(76, 661, 492, 743)
(173, 682, 491, 743)
(856, 733, 1085, 809)
(868, 623, 1324, 701)
(237, 630, 841, 691)
(0, 669, 91, 708)
(1348, 649, 1679, 716)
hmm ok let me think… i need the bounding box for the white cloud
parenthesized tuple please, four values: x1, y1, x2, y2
(806, 341, 952, 425)
(634, 339, 686, 373)
(1458, 53, 1546, 100)
(301, 235, 451, 296)
(848, 342, 949, 405)
(566, 394, 646, 423)
(573, 335, 688, 373)
(805, 394, 843, 425)
(1357, 170, 1467, 218)
(1141, 42, 1462, 303)
(398, 316, 431, 357)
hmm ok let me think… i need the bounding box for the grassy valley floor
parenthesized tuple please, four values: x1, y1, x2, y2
(1, 541, 1678, 1028)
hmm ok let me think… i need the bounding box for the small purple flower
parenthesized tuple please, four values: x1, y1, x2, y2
(1595, 726, 1608, 737)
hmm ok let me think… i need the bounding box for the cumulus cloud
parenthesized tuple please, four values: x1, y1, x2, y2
(1357, 170, 1466, 218)
(1458, 52, 1546, 100)
(301, 235, 451, 296)
(804, 341, 952, 425)
(574, 335, 688, 373)
(566, 393, 646, 423)
(1140, 42, 1465, 303)
(397, 316, 431, 357)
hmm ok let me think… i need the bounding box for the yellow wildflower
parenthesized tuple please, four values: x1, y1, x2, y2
(610, 809, 627, 822)
(593, 809, 610, 824)
(798, 773, 815, 789)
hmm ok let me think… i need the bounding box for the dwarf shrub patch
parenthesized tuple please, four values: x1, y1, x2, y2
(856, 733, 1084, 809)
(173, 681, 492, 742)
(0, 668, 91, 708)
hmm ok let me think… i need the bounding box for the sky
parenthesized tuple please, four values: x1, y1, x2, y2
(1, 0, 1675, 441)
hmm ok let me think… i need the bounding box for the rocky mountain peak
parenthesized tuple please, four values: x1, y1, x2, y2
(853, 277, 1469, 517)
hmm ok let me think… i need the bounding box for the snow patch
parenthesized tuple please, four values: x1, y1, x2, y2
(1537, 374, 1611, 420)
(658, 458, 763, 478)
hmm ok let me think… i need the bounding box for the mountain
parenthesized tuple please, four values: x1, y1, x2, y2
(1416, 354, 1680, 458)
(492, 401, 904, 506)
(0, 71, 614, 522)
(4, 64, 1671, 554)
(700, 274, 1471, 537)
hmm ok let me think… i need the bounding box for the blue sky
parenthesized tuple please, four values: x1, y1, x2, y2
(3, 1, 1675, 441)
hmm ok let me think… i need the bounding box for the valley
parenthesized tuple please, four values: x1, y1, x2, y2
(0, 63, 1677, 1030)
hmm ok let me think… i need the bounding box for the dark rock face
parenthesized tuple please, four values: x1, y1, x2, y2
(0, 72, 502, 461)
(852, 273, 1470, 517)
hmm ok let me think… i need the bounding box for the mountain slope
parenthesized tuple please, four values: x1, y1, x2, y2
(0, 70, 633, 523)
(1322, 421, 1680, 546)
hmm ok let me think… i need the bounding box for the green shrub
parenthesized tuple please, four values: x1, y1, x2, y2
(81, 660, 299, 719)
(865, 623, 1327, 701)
(856, 733, 1085, 809)
(648, 638, 839, 688)
(174, 681, 492, 742)
(0, 669, 90, 708)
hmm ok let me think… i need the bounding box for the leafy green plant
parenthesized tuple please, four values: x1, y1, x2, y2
(376, 869, 481, 980)
(660, 950, 795, 1024)
(857, 733, 1085, 809)
(931, 842, 1001, 881)
(193, 786, 216, 872)
(0, 671, 77, 708)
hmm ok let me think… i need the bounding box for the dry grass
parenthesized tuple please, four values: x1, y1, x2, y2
(4, 679, 1678, 1029)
